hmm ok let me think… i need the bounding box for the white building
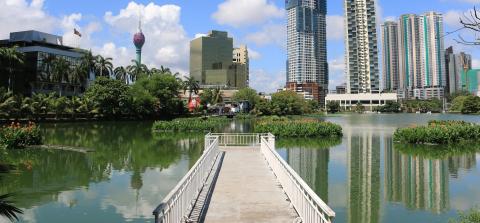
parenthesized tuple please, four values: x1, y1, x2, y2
(325, 93, 398, 111)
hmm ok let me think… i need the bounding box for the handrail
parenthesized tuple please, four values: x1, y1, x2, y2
(153, 135, 221, 223)
(208, 133, 261, 146)
(260, 134, 335, 223)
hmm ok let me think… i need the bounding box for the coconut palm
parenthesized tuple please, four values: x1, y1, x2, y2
(114, 66, 129, 84)
(212, 88, 223, 104)
(51, 57, 71, 96)
(71, 63, 88, 86)
(95, 55, 113, 78)
(183, 76, 200, 103)
(0, 46, 24, 92)
(40, 54, 56, 81)
(79, 51, 96, 78)
(160, 65, 171, 74)
(127, 60, 148, 82)
(0, 193, 23, 222)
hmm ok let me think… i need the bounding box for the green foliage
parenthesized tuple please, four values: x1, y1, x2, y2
(0, 193, 23, 221)
(254, 118, 343, 138)
(449, 207, 480, 223)
(451, 96, 468, 112)
(378, 101, 401, 113)
(461, 96, 480, 114)
(393, 120, 480, 144)
(84, 77, 132, 117)
(326, 101, 341, 113)
(152, 117, 229, 132)
(354, 102, 365, 113)
(0, 122, 42, 150)
(254, 91, 315, 116)
(404, 99, 442, 113)
(233, 88, 261, 108)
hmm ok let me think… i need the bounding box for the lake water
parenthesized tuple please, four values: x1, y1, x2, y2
(1, 114, 480, 223)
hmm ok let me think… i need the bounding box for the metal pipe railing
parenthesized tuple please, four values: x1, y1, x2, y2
(153, 135, 221, 223)
(209, 133, 261, 146)
(260, 134, 335, 223)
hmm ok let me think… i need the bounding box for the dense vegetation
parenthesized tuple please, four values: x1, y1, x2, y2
(254, 117, 342, 138)
(393, 120, 480, 144)
(449, 207, 480, 223)
(253, 91, 318, 116)
(403, 99, 443, 113)
(152, 117, 229, 132)
(450, 95, 480, 114)
(0, 122, 42, 150)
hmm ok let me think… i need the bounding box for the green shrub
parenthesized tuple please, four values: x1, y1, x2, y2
(0, 122, 42, 149)
(449, 207, 480, 223)
(394, 120, 480, 144)
(254, 118, 342, 138)
(152, 117, 229, 132)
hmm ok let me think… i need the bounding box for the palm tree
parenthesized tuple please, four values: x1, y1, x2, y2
(183, 76, 200, 103)
(0, 46, 24, 92)
(0, 193, 23, 222)
(114, 66, 129, 84)
(212, 88, 223, 104)
(160, 65, 171, 74)
(71, 63, 88, 85)
(40, 54, 56, 81)
(127, 60, 148, 82)
(79, 51, 96, 78)
(95, 55, 113, 78)
(51, 57, 71, 96)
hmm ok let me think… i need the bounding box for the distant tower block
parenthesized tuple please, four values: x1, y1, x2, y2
(133, 18, 145, 64)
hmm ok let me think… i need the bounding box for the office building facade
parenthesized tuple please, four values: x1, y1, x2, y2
(0, 30, 88, 96)
(445, 47, 472, 94)
(286, 0, 328, 104)
(381, 21, 400, 91)
(344, 0, 380, 94)
(190, 30, 248, 89)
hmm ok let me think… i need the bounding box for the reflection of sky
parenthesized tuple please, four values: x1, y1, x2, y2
(1, 157, 190, 223)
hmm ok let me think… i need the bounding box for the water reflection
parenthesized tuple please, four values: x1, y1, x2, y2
(0, 122, 204, 222)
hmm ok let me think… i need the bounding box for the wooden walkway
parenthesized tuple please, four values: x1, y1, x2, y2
(203, 147, 298, 223)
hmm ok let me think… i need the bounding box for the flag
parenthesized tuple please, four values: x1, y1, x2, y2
(74, 28, 82, 37)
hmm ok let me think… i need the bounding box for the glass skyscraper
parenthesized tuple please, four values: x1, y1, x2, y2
(286, 0, 328, 104)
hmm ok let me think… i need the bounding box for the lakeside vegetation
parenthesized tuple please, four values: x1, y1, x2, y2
(152, 117, 229, 132)
(394, 142, 480, 159)
(393, 120, 480, 145)
(254, 117, 342, 138)
(0, 122, 42, 150)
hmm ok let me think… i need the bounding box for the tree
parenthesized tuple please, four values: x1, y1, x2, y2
(354, 102, 365, 113)
(378, 101, 401, 113)
(457, 6, 480, 45)
(183, 76, 200, 103)
(233, 88, 261, 108)
(51, 57, 71, 83)
(79, 51, 96, 78)
(0, 46, 24, 92)
(0, 193, 23, 222)
(114, 66, 129, 84)
(127, 60, 148, 82)
(461, 96, 480, 114)
(327, 101, 341, 114)
(95, 55, 113, 78)
(450, 96, 468, 112)
(39, 54, 56, 81)
(84, 77, 132, 118)
(270, 90, 306, 116)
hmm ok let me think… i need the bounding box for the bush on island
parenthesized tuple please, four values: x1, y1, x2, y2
(152, 117, 229, 132)
(254, 118, 342, 138)
(393, 120, 480, 145)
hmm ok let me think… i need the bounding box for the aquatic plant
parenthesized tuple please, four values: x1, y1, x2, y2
(152, 117, 230, 132)
(254, 118, 342, 138)
(0, 122, 42, 150)
(393, 120, 480, 144)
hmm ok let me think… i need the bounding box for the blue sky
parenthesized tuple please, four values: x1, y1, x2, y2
(1, 0, 479, 92)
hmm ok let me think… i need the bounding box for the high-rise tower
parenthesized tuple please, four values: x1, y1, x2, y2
(133, 18, 145, 64)
(344, 0, 380, 94)
(381, 21, 400, 91)
(286, 0, 328, 105)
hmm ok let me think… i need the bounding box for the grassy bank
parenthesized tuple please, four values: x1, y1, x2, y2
(254, 117, 342, 138)
(393, 120, 480, 145)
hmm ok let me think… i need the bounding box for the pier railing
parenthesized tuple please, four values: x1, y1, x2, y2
(153, 135, 221, 223)
(260, 133, 336, 223)
(153, 133, 335, 223)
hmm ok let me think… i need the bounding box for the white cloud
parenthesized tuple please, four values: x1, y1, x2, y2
(444, 10, 463, 28)
(244, 24, 286, 48)
(212, 0, 284, 27)
(248, 48, 261, 60)
(0, 0, 56, 39)
(104, 2, 189, 74)
(328, 57, 346, 89)
(94, 42, 131, 67)
(327, 15, 344, 41)
(249, 69, 285, 93)
(61, 13, 102, 49)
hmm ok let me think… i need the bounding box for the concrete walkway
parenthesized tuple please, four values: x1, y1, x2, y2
(204, 147, 298, 223)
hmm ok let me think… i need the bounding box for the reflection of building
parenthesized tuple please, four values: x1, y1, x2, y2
(344, 0, 380, 94)
(346, 130, 380, 223)
(448, 153, 477, 178)
(0, 30, 88, 96)
(285, 0, 328, 105)
(190, 31, 248, 89)
(384, 143, 449, 214)
(287, 147, 329, 202)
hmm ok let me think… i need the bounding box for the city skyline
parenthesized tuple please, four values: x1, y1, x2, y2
(1, 0, 478, 93)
